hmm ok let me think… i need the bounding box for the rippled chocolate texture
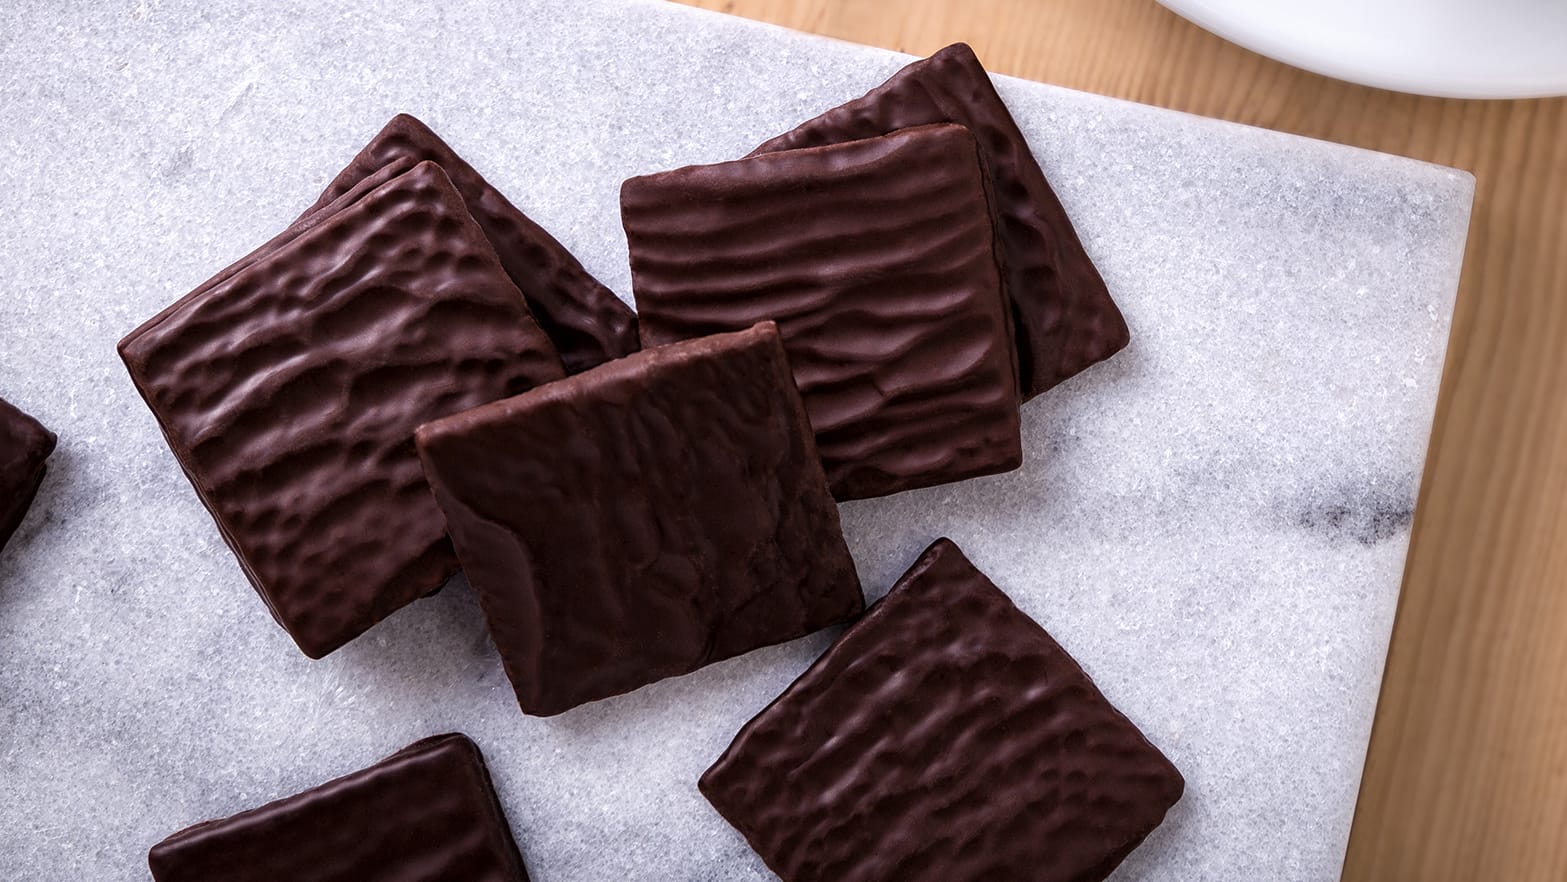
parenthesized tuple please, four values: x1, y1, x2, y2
(624, 124, 1022, 501)
(751, 43, 1129, 401)
(0, 396, 56, 553)
(417, 322, 864, 716)
(148, 734, 530, 882)
(701, 538, 1185, 882)
(118, 161, 566, 658)
(307, 113, 638, 374)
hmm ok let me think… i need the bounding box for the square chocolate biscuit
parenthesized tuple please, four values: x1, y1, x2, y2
(0, 396, 57, 553)
(624, 124, 1022, 501)
(119, 161, 566, 658)
(149, 734, 530, 882)
(701, 538, 1185, 882)
(751, 43, 1130, 401)
(416, 322, 864, 716)
(308, 114, 638, 374)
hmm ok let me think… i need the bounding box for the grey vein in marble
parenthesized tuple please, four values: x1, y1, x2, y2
(0, 0, 1471, 879)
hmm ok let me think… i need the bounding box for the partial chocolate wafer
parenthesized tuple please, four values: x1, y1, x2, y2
(148, 734, 530, 882)
(416, 322, 863, 717)
(752, 43, 1129, 400)
(701, 538, 1184, 882)
(119, 161, 565, 658)
(624, 124, 1021, 501)
(308, 114, 638, 374)
(0, 397, 57, 553)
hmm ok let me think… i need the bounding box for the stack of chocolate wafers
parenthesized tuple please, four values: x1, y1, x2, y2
(117, 45, 1177, 882)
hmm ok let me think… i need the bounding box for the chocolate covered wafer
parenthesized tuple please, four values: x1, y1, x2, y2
(149, 734, 530, 882)
(753, 44, 1129, 400)
(416, 322, 863, 716)
(701, 538, 1184, 882)
(0, 397, 56, 553)
(624, 124, 1021, 501)
(120, 161, 565, 658)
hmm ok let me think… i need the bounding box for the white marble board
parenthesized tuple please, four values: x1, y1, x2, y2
(0, 0, 1473, 879)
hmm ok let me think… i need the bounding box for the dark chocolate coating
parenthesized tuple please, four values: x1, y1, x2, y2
(307, 114, 638, 374)
(624, 124, 1022, 501)
(148, 734, 530, 882)
(119, 161, 565, 658)
(701, 538, 1185, 882)
(416, 322, 864, 716)
(751, 43, 1129, 401)
(0, 397, 57, 553)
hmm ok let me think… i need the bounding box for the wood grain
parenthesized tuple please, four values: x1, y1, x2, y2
(675, 1, 1567, 879)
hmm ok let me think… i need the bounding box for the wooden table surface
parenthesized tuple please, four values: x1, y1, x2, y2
(677, 1, 1567, 878)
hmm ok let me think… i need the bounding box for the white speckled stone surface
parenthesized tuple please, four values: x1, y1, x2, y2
(0, 1, 1471, 880)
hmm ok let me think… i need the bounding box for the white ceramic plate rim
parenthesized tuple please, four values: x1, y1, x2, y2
(1160, 0, 1567, 99)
